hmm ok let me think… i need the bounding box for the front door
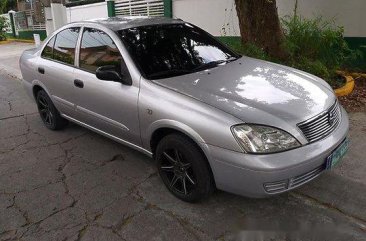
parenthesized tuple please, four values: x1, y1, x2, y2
(72, 27, 141, 145)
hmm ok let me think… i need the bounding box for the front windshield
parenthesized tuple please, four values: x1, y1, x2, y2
(118, 23, 240, 80)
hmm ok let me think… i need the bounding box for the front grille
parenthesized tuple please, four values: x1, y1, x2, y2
(297, 101, 341, 143)
(263, 165, 325, 194)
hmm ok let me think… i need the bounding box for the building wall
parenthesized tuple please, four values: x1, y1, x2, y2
(66, 2, 108, 23)
(172, 0, 240, 36)
(172, 0, 366, 38)
(277, 0, 366, 38)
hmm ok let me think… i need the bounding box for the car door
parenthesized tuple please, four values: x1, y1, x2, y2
(37, 27, 80, 117)
(73, 27, 141, 146)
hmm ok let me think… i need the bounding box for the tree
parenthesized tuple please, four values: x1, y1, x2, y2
(234, 0, 287, 59)
(0, 0, 17, 13)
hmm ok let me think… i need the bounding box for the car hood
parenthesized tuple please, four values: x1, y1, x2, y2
(153, 57, 336, 125)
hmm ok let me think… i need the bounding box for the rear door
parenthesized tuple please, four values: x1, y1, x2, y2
(37, 27, 80, 116)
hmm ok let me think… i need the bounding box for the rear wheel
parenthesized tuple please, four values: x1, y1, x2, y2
(155, 134, 214, 202)
(36, 90, 68, 130)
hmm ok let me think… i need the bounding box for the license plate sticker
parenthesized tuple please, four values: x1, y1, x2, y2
(326, 139, 350, 169)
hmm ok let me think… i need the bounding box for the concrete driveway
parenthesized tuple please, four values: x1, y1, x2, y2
(0, 42, 366, 241)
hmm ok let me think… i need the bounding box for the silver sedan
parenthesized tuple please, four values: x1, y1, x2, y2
(20, 17, 349, 202)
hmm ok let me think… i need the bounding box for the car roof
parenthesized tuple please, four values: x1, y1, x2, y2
(78, 16, 185, 31)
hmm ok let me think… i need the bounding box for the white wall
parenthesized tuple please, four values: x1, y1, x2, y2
(173, 0, 240, 36)
(66, 2, 108, 23)
(44, 7, 54, 36)
(277, 0, 366, 37)
(172, 0, 366, 37)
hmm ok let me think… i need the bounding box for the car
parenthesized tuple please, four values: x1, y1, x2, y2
(20, 17, 349, 202)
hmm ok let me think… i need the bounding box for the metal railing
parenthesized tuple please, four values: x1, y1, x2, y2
(14, 9, 46, 32)
(115, 0, 164, 17)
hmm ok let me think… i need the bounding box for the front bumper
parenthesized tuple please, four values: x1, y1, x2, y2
(207, 106, 349, 198)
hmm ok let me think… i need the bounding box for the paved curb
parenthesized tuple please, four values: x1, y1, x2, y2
(0, 39, 35, 45)
(0, 40, 12, 45)
(334, 74, 355, 97)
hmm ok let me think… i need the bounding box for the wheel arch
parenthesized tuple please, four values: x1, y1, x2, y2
(148, 121, 216, 187)
(148, 120, 205, 155)
(31, 80, 51, 100)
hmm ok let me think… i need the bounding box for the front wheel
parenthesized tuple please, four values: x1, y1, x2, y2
(36, 90, 68, 130)
(155, 134, 214, 202)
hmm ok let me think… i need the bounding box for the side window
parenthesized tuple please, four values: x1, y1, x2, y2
(53, 27, 80, 65)
(79, 28, 122, 73)
(41, 36, 56, 59)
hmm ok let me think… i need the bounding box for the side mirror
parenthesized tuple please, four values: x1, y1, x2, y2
(96, 65, 131, 85)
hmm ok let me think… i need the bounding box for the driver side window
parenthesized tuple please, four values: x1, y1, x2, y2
(79, 28, 123, 74)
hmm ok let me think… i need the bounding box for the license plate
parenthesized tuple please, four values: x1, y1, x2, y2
(326, 138, 349, 169)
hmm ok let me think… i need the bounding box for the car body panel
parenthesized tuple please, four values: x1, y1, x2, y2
(208, 106, 349, 197)
(19, 17, 350, 198)
(153, 56, 336, 145)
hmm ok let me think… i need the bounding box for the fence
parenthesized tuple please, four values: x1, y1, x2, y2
(14, 9, 46, 32)
(10, 8, 47, 40)
(115, 0, 164, 17)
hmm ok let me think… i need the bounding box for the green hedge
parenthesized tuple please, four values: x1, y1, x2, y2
(344, 37, 366, 71)
(217, 36, 365, 71)
(13, 30, 47, 41)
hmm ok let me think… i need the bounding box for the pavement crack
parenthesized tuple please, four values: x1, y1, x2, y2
(130, 182, 206, 240)
(7, 100, 12, 111)
(75, 224, 88, 241)
(11, 197, 32, 227)
(100, 154, 125, 167)
(0, 112, 37, 121)
(292, 192, 366, 229)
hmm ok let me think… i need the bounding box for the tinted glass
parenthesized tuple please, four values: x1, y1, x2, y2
(41, 36, 55, 59)
(118, 24, 239, 79)
(53, 27, 80, 65)
(79, 28, 122, 73)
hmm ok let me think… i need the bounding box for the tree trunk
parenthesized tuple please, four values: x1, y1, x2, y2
(235, 0, 287, 59)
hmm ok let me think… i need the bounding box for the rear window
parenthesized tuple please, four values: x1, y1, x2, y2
(41, 36, 55, 59)
(43, 27, 80, 65)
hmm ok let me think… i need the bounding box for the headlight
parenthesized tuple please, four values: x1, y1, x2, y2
(231, 124, 301, 154)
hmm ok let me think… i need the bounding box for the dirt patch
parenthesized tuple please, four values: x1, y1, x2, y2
(338, 76, 366, 112)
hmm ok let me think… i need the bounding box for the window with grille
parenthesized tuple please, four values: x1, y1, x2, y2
(115, 0, 164, 17)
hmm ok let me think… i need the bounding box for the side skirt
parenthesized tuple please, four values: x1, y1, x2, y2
(61, 114, 153, 158)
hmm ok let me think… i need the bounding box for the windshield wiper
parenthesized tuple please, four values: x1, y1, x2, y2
(148, 69, 193, 79)
(193, 57, 238, 72)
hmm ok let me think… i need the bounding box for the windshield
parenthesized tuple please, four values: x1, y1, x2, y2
(118, 23, 240, 79)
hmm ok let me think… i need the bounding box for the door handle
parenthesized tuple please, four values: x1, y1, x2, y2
(74, 79, 84, 88)
(38, 67, 45, 74)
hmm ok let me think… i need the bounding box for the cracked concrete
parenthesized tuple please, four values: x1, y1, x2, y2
(1, 42, 366, 240)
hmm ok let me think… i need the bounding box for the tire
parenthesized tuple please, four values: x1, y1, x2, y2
(36, 90, 68, 130)
(155, 134, 214, 202)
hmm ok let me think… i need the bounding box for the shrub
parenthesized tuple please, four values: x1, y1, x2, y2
(281, 16, 361, 81)
(236, 42, 271, 61)
(0, 16, 8, 41)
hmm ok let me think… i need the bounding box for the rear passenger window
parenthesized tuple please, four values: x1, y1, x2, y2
(41, 36, 55, 59)
(53, 27, 80, 65)
(79, 28, 122, 73)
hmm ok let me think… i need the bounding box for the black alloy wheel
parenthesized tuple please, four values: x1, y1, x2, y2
(36, 90, 68, 130)
(156, 134, 214, 202)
